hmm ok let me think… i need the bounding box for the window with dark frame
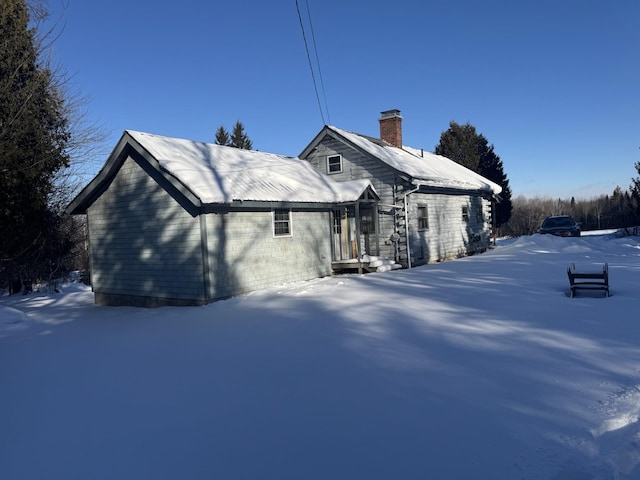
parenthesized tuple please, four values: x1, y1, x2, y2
(360, 208, 375, 234)
(332, 209, 342, 234)
(462, 205, 469, 223)
(273, 209, 291, 236)
(327, 155, 342, 174)
(417, 205, 429, 229)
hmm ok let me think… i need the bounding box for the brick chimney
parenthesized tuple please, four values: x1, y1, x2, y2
(378, 109, 403, 148)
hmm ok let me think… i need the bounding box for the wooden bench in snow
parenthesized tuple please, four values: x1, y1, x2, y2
(567, 263, 609, 298)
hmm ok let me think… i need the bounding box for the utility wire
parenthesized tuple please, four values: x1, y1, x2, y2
(295, 0, 326, 125)
(304, 0, 330, 125)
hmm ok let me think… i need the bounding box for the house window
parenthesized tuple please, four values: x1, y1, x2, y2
(273, 209, 291, 236)
(332, 209, 342, 234)
(360, 208, 375, 234)
(462, 206, 469, 223)
(327, 155, 343, 174)
(417, 205, 429, 230)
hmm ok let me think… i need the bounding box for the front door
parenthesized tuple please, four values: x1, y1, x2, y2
(332, 207, 356, 261)
(332, 206, 379, 261)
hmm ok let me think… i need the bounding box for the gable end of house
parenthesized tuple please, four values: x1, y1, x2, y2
(66, 132, 203, 217)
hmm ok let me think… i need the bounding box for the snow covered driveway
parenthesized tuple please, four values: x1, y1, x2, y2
(2, 233, 640, 479)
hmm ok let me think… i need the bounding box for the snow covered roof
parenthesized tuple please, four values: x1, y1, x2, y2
(129, 131, 378, 204)
(68, 131, 379, 214)
(325, 126, 502, 195)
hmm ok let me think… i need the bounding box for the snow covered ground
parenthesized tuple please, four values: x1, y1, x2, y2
(2, 232, 640, 480)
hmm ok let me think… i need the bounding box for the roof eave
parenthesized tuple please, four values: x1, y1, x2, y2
(298, 125, 331, 159)
(411, 181, 499, 198)
(65, 131, 203, 216)
(65, 132, 133, 215)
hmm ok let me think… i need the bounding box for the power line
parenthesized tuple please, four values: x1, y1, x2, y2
(295, 0, 327, 125)
(304, 0, 330, 125)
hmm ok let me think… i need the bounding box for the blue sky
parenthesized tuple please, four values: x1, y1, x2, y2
(44, 0, 639, 199)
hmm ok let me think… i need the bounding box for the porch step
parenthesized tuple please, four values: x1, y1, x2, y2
(332, 255, 401, 274)
(361, 255, 402, 273)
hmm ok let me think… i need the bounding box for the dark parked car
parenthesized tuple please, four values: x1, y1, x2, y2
(538, 215, 581, 237)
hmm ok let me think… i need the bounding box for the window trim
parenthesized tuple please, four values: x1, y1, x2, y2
(326, 155, 343, 174)
(462, 205, 470, 223)
(360, 207, 375, 234)
(417, 204, 429, 230)
(273, 209, 292, 237)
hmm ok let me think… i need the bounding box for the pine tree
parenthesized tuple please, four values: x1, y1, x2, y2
(435, 121, 513, 228)
(0, 0, 71, 287)
(631, 161, 640, 222)
(215, 121, 253, 149)
(435, 121, 480, 171)
(214, 125, 230, 146)
(477, 143, 513, 228)
(230, 120, 253, 150)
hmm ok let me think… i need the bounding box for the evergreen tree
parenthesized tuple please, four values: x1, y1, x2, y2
(435, 121, 480, 171)
(0, 0, 71, 288)
(215, 125, 230, 146)
(435, 121, 513, 227)
(230, 120, 253, 150)
(215, 121, 253, 149)
(478, 143, 513, 228)
(631, 161, 640, 217)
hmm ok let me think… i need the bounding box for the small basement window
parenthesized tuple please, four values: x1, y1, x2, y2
(327, 155, 343, 174)
(273, 209, 291, 236)
(417, 205, 429, 230)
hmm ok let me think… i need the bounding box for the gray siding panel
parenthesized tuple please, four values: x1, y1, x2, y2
(88, 156, 205, 304)
(204, 210, 333, 299)
(408, 193, 492, 265)
(304, 134, 494, 267)
(307, 137, 400, 260)
(87, 157, 334, 306)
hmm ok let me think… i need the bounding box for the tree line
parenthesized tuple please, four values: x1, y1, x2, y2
(1, 0, 75, 291)
(500, 161, 640, 237)
(503, 188, 640, 237)
(1, 0, 104, 292)
(436, 121, 640, 237)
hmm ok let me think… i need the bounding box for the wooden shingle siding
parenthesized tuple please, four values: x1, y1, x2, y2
(306, 136, 400, 260)
(204, 210, 333, 299)
(304, 132, 496, 268)
(408, 193, 492, 265)
(88, 157, 205, 305)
